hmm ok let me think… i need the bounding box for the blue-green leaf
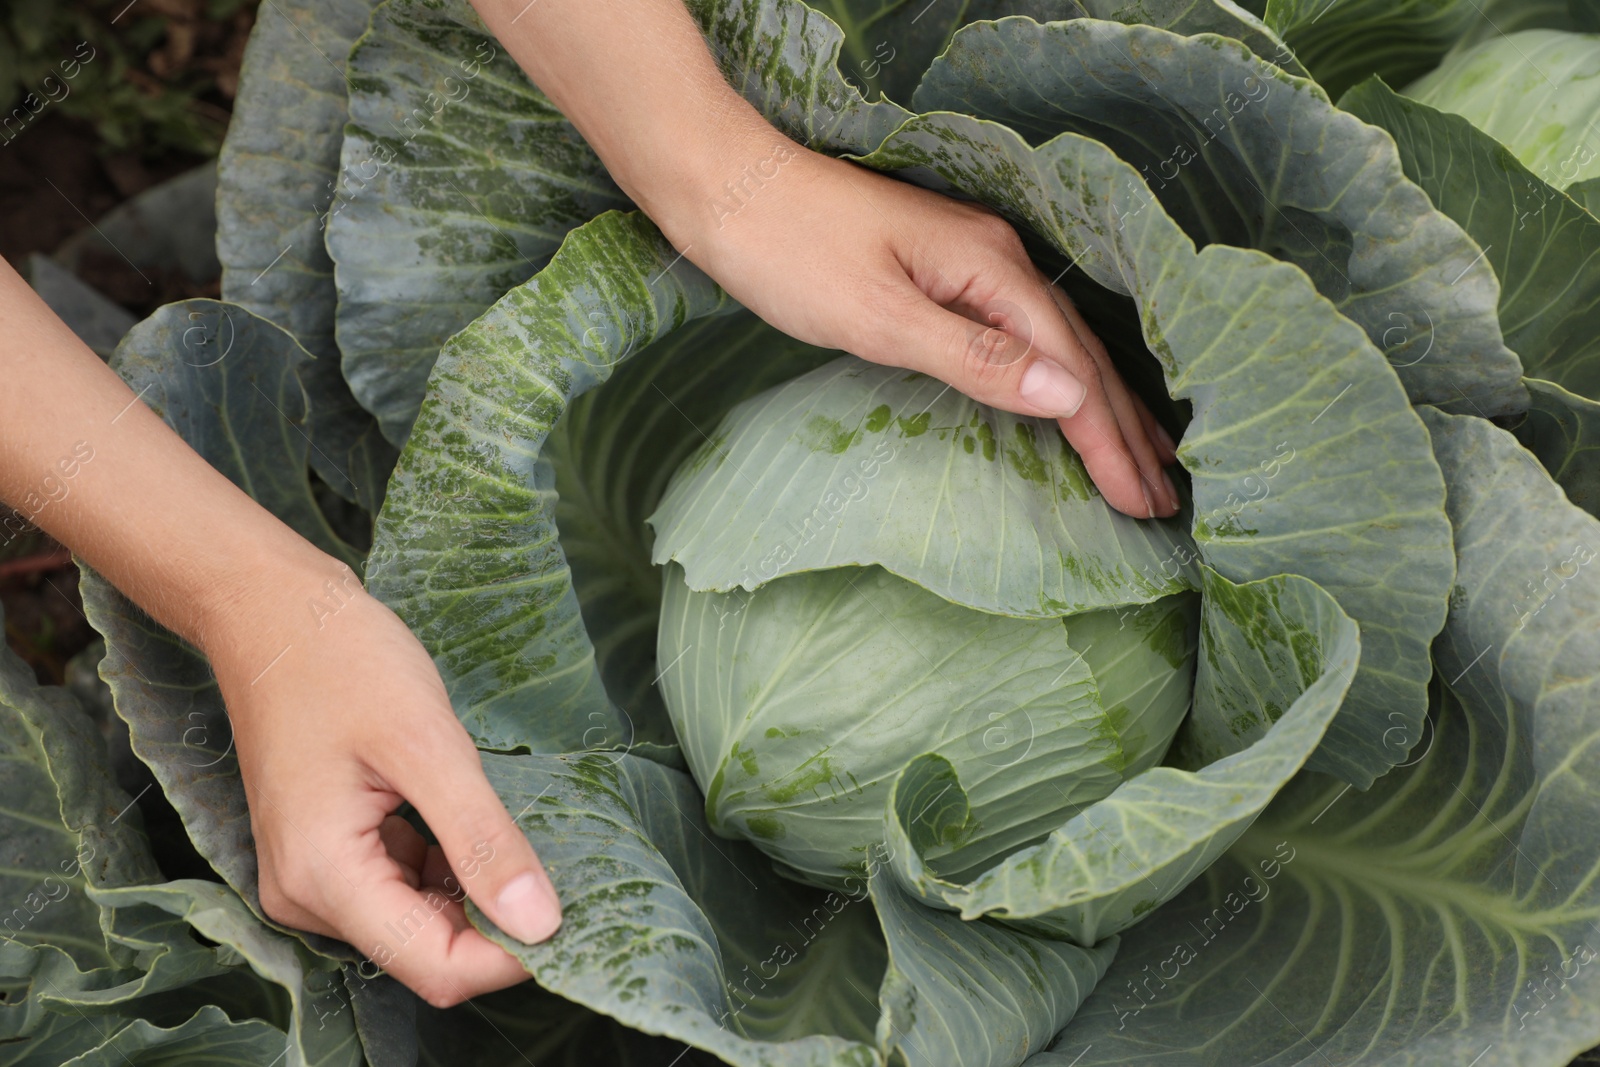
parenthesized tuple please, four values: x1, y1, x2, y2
(1033, 411, 1600, 1066)
(882, 567, 1356, 942)
(1341, 77, 1600, 403)
(651, 358, 1199, 614)
(912, 18, 1525, 416)
(216, 0, 396, 512)
(1408, 29, 1600, 195)
(854, 108, 1454, 787)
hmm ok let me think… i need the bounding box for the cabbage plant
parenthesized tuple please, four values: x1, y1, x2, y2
(8, 0, 1600, 1065)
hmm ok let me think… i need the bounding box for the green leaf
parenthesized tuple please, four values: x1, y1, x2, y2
(366, 209, 842, 753)
(1450, 0, 1579, 50)
(1516, 378, 1600, 518)
(216, 0, 396, 512)
(343, 969, 416, 1067)
(869, 872, 1115, 1066)
(658, 561, 1188, 886)
(331, 0, 907, 446)
(1075, 0, 1306, 75)
(471, 751, 884, 1065)
(651, 358, 1199, 614)
(89, 881, 364, 1067)
(329, 0, 626, 446)
(0, 605, 159, 1034)
(470, 750, 1116, 1066)
(547, 294, 837, 742)
(780, 0, 1301, 107)
(911, 18, 1526, 417)
(882, 567, 1357, 943)
(1408, 29, 1600, 193)
(853, 108, 1455, 787)
(105, 300, 360, 569)
(39, 903, 231, 1013)
(365, 212, 716, 752)
(1572, 176, 1600, 216)
(1341, 77, 1600, 402)
(55, 1005, 287, 1067)
(1262, 0, 1483, 98)
(1035, 411, 1600, 1066)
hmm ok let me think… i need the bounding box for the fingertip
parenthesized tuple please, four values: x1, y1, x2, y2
(492, 870, 562, 944)
(1153, 422, 1179, 465)
(1019, 359, 1087, 418)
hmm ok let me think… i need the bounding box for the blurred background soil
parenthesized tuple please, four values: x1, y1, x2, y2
(0, 0, 258, 684)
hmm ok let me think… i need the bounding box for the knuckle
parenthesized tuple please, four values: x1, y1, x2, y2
(257, 879, 299, 925)
(971, 210, 1024, 253)
(416, 980, 465, 1010)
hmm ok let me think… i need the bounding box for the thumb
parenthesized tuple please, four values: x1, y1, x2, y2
(396, 733, 562, 945)
(861, 274, 1089, 421)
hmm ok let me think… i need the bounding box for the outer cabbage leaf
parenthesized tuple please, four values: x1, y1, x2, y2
(88, 881, 363, 1067)
(216, 0, 396, 512)
(804, 0, 1303, 107)
(912, 18, 1525, 416)
(547, 309, 836, 741)
(1030, 411, 1600, 1067)
(0, 612, 160, 1038)
(1516, 379, 1600, 519)
(342, 970, 416, 1067)
(882, 567, 1356, 943)
(1341, 78, 1600, 402)
(853, 109, 1454, 787)
(1408, 29, 1600, 195)
(651, 358, 1199, 613)
(50, 1005, 285, 1067)
(366, 210, 839, 753)
(1260, 0, 1479, 98)
(870, 873, 1114, 1066)
(467, 750, 1112, 1067)
(82, 300, 358, 952)
(1449, 0, 1587, 51)
(330, 0, 908, 445)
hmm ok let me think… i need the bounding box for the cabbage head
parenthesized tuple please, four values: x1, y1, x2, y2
(652, 359, 1200, 888)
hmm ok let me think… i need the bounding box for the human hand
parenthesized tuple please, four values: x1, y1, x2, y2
(659, 131, 1181, 520)
(206, 555, 560, 1008)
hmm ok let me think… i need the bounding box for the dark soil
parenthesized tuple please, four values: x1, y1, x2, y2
(1, 1, 252, 684)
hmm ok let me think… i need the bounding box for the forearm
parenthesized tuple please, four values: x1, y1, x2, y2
(0, 259, 337, 655)
(466, 0, 779, 243)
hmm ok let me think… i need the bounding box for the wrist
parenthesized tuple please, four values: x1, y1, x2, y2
(187, 538, 363, 670)
(615, 93, 805, 255)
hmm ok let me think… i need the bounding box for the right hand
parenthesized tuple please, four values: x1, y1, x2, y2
(657, 128, 1181, 520)
(207, 554, 559, 1008)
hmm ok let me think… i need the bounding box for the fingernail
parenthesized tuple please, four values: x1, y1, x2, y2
(1142, 482, 1157, 519)
(1019, 360, 1086, 418)
(1154, 422, 1177, 456)
(1162, 471, 1180, 512)
(495, 872, 562, 943)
